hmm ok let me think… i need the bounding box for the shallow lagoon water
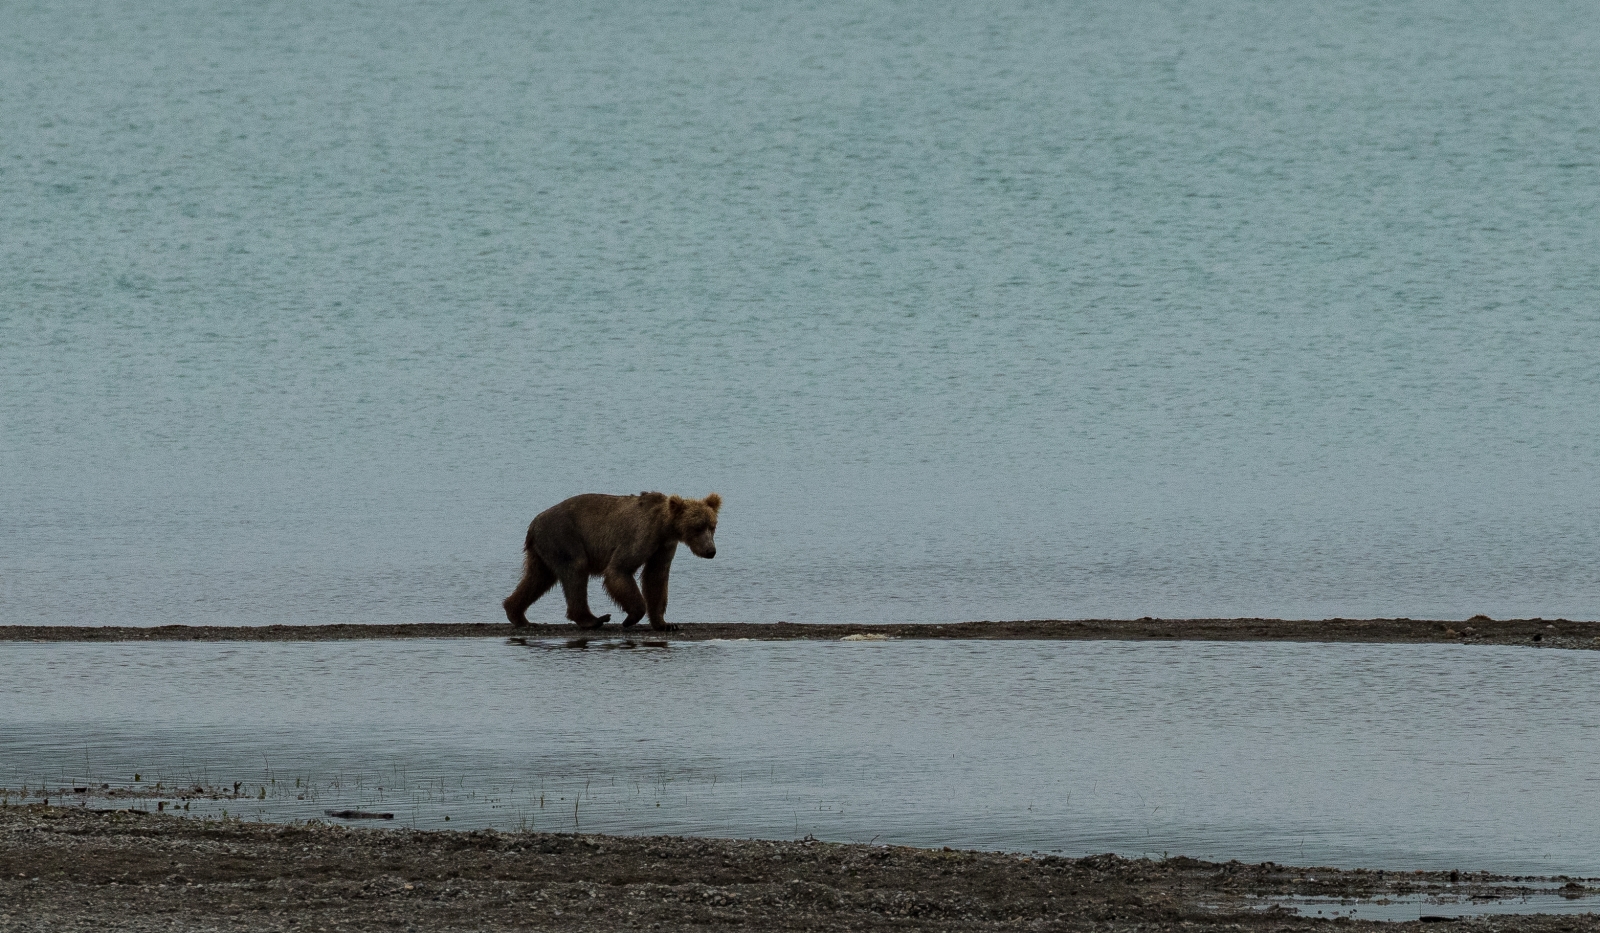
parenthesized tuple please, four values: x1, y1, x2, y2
(5, 638, 1600, 876)
(1243, 889, 1600, 923)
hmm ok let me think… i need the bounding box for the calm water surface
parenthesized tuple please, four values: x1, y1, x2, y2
(5, 639, 1600, 875)
(4, 0, 1600, 625)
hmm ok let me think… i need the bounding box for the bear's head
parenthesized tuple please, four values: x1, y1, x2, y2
(669, 493, 721, 559)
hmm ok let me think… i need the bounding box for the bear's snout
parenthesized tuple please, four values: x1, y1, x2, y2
(704, 547, 716, 559)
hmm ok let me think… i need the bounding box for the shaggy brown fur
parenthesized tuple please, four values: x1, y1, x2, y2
(503, 492, 722, 631)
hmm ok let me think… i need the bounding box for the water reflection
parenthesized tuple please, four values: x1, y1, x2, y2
(508, 637, 672, 651)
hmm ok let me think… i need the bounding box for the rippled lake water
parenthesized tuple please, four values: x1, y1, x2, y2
(4, 0, 1600, 626)
(6, 639, 1600, 875)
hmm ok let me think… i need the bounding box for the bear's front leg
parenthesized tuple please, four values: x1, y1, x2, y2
(641, 551, 676, 632)
(603, 568, 648, 628)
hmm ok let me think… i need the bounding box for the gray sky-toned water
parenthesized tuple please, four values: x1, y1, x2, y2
(7, 639, 1600, 874)
(4, 0, 1599, 625)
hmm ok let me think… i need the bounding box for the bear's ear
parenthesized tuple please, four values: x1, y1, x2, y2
(704, 492, 722, 512)
(667, 495, 686, 517)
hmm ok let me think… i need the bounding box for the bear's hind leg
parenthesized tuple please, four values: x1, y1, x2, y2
(603, 569, 648, 627)
(642, 551, 676, 632)
(504, 553, 557, 627)
(558, 570, 611, 629)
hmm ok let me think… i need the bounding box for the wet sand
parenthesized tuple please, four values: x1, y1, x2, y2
(3, 617, 1596, 649)
(1, 806, 1592, 932)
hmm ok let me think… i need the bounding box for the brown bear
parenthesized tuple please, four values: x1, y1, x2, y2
(503, 492, 722, 630)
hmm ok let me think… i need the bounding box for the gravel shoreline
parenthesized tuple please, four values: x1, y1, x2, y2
(2, 617, 1597, 649)
(2, 806, 1595, 932)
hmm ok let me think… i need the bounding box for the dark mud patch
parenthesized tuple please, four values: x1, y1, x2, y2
(2, 806, 1594, 932)
(3, 617, 1597, 650)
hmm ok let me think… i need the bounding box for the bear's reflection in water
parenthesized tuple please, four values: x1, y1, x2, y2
(507, 637, 670, 651)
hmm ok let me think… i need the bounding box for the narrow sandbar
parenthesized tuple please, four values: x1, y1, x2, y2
(1, 617, 1594, 648)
